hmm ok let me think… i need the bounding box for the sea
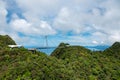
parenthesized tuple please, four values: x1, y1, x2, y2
(37, 48, 56, 55)
(26, 46, 109, 55)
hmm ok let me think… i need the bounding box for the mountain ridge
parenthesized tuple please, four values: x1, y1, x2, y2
(0, 35, 120, 80)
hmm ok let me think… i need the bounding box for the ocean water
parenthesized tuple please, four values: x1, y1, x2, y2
(25, 46, 56, 55)
(85, 45, 109, 51)
(26, 46, 109, 55)
(38, 48, 56, 55)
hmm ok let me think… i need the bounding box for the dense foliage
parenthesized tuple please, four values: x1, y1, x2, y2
(0, 35, 120, 80)
(51, 43, 120, 80)
(0, 35, 16, 48)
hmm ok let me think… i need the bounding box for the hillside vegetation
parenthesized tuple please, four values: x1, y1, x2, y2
(0, 35, 120, 80)
(0, 35, 16, 48)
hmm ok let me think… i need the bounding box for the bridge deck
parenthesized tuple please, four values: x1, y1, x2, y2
(36, 47, 56, 49)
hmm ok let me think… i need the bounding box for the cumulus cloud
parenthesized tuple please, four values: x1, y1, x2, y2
(0, 0, 57, 46)
(9, 33, 43, 46)
(0, 0, 8, 34)
(92, 40, 98, 44)
(53, 0, 120, 45)
(53, 7, 84, 34)
(13, 0, 57, 36)
(10, 18, 56, 36)
(15, 0, 62, 21)
(0, 0, 120, 46)
(16, 0, 60, 13)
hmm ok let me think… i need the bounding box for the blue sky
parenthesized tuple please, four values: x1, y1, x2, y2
(0, 0, 120, 47)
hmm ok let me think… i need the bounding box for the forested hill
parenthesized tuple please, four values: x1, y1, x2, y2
(51, 43, 120, 79)
(0, 35, 120, 80)
(0, 35, 16, 47)
(51, 42, 120, 60)
(103, 42, 120, 59)
(51, 43, 91, 59)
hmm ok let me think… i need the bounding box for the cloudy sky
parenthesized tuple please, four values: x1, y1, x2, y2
(0, 0, 120, 47)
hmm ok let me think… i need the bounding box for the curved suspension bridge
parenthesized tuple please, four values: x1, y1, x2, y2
(27, 36, 58, 53)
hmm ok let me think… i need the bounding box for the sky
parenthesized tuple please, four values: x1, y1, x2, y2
(0, 0, 120, 47)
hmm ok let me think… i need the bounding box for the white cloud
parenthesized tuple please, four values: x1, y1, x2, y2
(9, 33, 42, 46)
(92, 40, 98, 44)
(0, 0, 57, 46)
(53, 0, 120, 45)
(16, 0, 62, 18)
(13, 0, 58, 36)
(0, 0, 120, 46)
(53, 7, 85, 34)
(0, 0, 8, 34)
(10, 18, 56, 36)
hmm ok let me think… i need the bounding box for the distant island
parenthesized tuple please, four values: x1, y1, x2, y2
(0, 35, 120, 80)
